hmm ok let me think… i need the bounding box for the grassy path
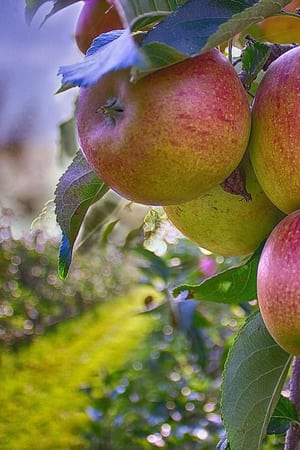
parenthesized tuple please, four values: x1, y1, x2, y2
(0, 288, 156, 450)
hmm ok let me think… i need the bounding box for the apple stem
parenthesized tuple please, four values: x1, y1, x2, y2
(284, 357, 300, 450)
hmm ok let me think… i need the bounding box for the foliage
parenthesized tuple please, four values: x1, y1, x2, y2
(0, 288, 157, 450)
(126, 236, 299, 448)
(0, 208, 134, 347)
(81, 300, 293, 449)
(80, 299, 242, 449)
(173, 244, 262, 305)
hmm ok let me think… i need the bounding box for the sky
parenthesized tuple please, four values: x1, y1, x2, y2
(0, 0, 83, 144)
(0, 1, 84, 230)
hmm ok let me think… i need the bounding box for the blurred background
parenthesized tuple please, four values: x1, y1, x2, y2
(0, 0, 81, 232)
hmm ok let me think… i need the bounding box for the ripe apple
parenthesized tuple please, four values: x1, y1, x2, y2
(164, 154, 284, 256)
(76, 49, 251, 206)
(249, 46, 300, 214)
(257, 210, 300, 356)
(75, 0, 123, 54)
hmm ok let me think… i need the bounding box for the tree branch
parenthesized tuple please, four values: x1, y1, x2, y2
(284, 357, 300, 450)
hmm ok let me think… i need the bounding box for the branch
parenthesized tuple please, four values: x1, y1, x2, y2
(284, 357, 300, 450)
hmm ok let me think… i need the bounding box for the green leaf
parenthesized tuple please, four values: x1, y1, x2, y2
(142, 0, 292, 57)
(240, 40, 271, 90)
(25, 0, 80, 25)
(267, 395, 298, 435)
(58, 29, 147, 89)
(173, 246, 262, 304)
(242, 41, 271, 75)
(54, 150, 109, 278)
(140, 42, 186, 72)
(222, 311, 292, 450)
(117, 0, 187, 30)
(57, 0, 292, 89)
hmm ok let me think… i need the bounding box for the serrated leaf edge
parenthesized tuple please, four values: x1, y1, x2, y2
(221, 311, 292, 450)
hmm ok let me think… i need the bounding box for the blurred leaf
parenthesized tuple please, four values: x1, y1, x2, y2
(267, 395, 298, 435)
(177, 299, 198, 332)
(177, 299, 208, 369)
(25, 0, 80, 25)
(177, 298, 211, 330)
(142, 0, 292, 56)
(31, 200, 57, 231)
(173, 245, 263, 304)
(59, 116, 78, 161)
(124, 226, 144, 248)
(257, 10, 300, 44)
(54, 150, 109, 278)
(58, 29, 147, 89)
(76, 192, 122, 254)
(100, 219, 120, 247)
(222, 311, 291, 450)
(133, 247, 170, 283)
(137, 299, 168, 314)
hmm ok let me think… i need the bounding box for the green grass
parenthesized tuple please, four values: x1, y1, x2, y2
(0, 287, 157, 450)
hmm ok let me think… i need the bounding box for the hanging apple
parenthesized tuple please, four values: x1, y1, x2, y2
(75, 0, 123, 54)
(257, 210, 300, 356)
(249, 46, 300, 214)
(164, 154, 284, 256)
(76, 49, 251, 205)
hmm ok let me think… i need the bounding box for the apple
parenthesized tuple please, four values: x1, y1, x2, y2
(257, 210, 300, 356)
(76, 49, 251, 206)
(249, 46, 300, 214)
(75, 0, 123, 54)
(164, 154, 284, 256)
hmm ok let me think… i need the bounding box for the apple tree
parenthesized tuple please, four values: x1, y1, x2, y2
(25, 0, 300, 448)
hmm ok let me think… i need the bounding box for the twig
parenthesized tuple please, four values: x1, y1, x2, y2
(284, 357, 300, 450)
(228, 39, 233, 64)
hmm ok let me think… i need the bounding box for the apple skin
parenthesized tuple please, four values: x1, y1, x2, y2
(75, 0, 123, 54)
(248, 46, 300, 214)
(257, 210, 300, 356)
(76, 49, 251, 206)
(164, 154, 284, 256)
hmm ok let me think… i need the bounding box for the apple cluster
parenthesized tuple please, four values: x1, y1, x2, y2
(74, 1, 300, 356)
(249, 47, 300, 357)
